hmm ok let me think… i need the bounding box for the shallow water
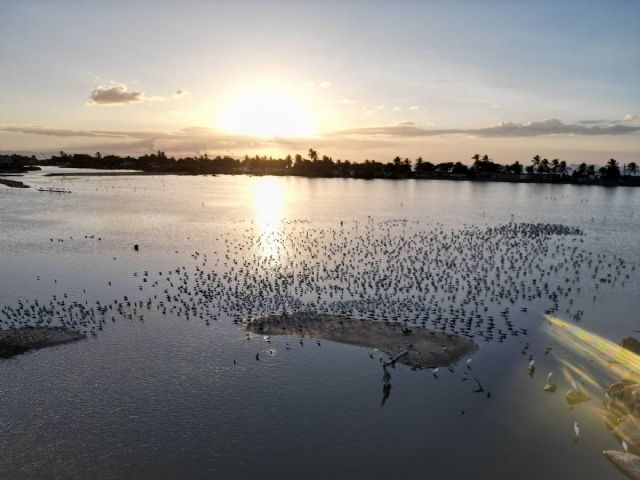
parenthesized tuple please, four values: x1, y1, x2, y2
(0, 168, 638, 479)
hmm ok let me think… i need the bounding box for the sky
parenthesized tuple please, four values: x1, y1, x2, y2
(1, 0, 639, 165)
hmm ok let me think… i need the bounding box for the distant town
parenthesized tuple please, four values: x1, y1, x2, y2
(1, 150, 638, 186)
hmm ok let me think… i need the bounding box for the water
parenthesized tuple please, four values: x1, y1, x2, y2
(0, 168, 638, 479)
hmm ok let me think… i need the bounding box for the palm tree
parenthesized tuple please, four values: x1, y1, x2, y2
(559, 160, 567, 176)
(627, 162, 638, 176)
(471, 153, 481, 171)
(540, 158, 550, 174)
(604, 158, 621, 179)
(531, 154, 541, 173)
(308, 149, 318, 162)
(551, 158, 559, 173)
(577, 162, 587, 176)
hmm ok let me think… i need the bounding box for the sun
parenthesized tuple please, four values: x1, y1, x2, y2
(217, 90, 315, 138)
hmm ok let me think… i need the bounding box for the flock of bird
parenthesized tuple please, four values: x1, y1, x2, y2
(1, 219, 634, 444)
(0, 221, 631, 348)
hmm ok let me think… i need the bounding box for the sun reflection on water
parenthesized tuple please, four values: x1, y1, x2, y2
(251, 177, 285, 260)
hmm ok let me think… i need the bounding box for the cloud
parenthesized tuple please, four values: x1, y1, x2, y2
(331, 118, 640, 138)
(0, 123, 395, 155)
(3, 116, 638, 157)
(88, 83, 144, 105)
(0, 125, 130, 138)
(5, 118, 640, 145)
(576, 114, 639, 127)
(408, 106, 419, 111)
(576, 119, 606, 125)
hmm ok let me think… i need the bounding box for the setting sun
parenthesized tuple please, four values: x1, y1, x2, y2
(217, 90, 315, 138)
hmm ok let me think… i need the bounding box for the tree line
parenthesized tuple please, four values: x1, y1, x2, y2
(9, 150, 639, 185)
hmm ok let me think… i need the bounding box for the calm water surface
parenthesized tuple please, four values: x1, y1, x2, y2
(0, 168, 639, 479)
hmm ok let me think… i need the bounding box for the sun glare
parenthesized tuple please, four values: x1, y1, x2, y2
(252, 177, 285, 260)
(218, 90, 315, 138)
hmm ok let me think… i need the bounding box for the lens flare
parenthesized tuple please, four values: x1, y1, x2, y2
(546, 315, 640, 385)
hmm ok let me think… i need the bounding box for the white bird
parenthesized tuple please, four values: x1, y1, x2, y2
(623, 440, 629, 452)
(466, 358, 472, 364)
(547, 372, 553, 379)
(574, 421, 581, 438)
(528, 359, 535, 367)
(571, 379, 578, 391)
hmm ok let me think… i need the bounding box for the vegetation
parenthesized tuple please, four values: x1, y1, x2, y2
(8, 150, 639, 186)
(0, 154, 41, 173)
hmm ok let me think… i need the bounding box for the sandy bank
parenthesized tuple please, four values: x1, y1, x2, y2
(44, 171, 215, 177)
(0, 178, 29, 188)
(243, 312, 477, 369)
(0, 327, 86, 358)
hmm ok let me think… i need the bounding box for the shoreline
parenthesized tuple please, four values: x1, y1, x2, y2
(44, 171, 215, 177)
(0, 178, 30, 188)
(32, 168, 640, 187)
(0, 327, 86, 358)
(243, 312, 478, 369)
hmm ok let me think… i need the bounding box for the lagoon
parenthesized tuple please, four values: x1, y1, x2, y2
(0, 168, 638, 479)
